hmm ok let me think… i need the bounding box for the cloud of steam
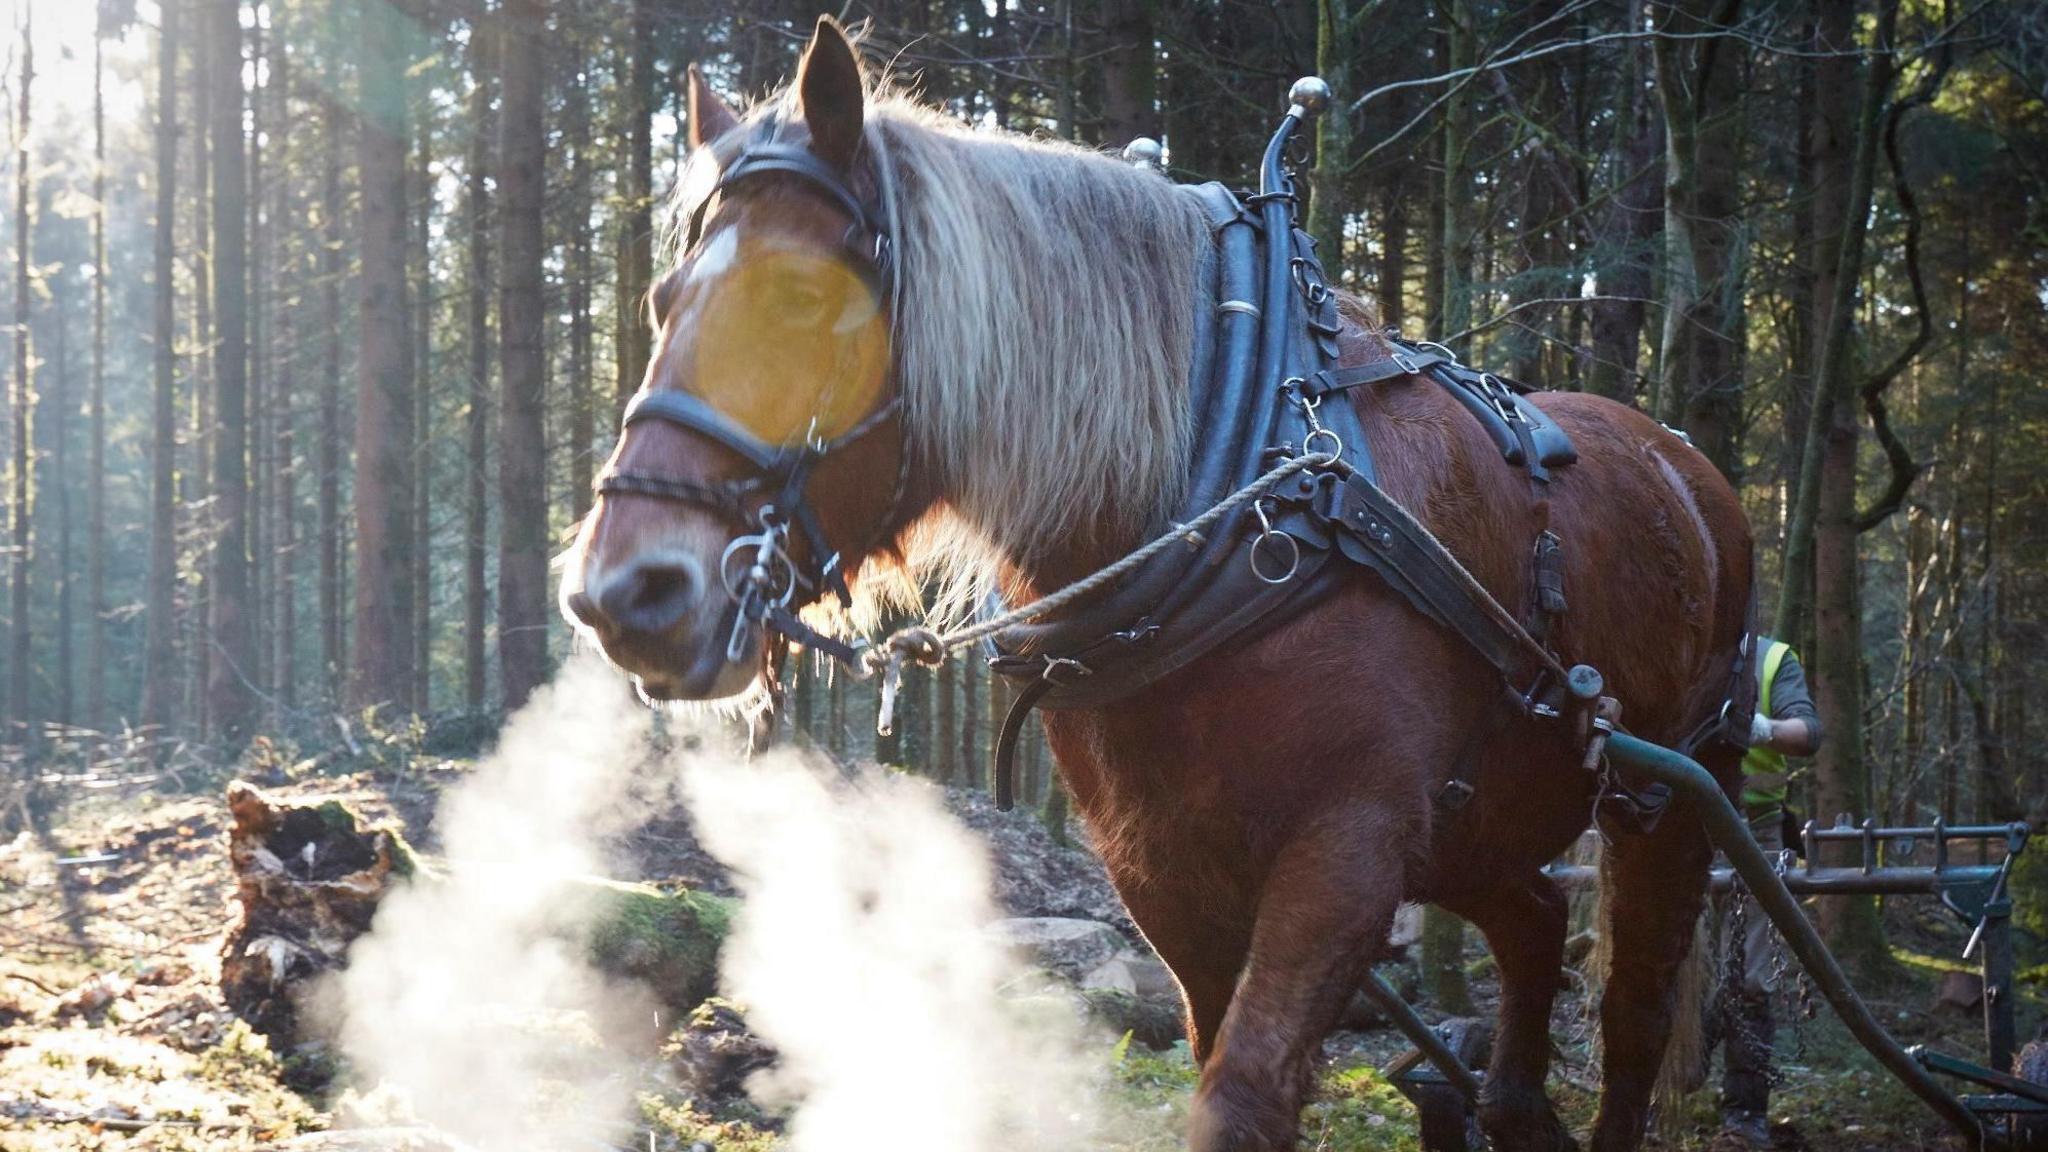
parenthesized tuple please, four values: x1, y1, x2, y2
(330, 655, 660, 1151)
(678, 746, 1102, 1152)
(327, 650, 1110, 1151)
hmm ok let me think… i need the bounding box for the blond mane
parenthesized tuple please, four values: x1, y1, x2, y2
(666, 84, 1208, 624)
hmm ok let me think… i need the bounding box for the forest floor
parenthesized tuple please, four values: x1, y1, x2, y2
(0, 755, 2038, 1152)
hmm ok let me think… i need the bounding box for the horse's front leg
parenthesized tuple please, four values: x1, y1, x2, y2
(1591, 804, 1714, 1151)
(1446, 873, 1579, 1152)
(1186, 809, 1407, 1152)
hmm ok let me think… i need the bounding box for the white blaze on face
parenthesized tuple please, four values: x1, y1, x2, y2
(686, 226, 741, 286)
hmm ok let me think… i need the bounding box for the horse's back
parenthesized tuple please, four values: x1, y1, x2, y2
(1535, 391, 1753, 744)
(1360, 375, 1752, 747)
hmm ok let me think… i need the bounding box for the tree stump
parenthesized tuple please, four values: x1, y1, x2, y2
(219, 782, 734, 1054)
(220, 782, 416, 1047)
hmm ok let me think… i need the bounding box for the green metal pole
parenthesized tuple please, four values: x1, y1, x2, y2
(1603, 733, 1982, 1146)
(1360, 969, 1483, 1103)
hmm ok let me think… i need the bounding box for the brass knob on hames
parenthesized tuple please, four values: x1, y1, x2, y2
(1289, 76, 1333, 120)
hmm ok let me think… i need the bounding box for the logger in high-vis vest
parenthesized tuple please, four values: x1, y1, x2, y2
(1720, 634, 1823, 1144)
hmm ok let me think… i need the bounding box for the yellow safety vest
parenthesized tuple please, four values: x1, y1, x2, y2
(1741, 639, 1792, 812)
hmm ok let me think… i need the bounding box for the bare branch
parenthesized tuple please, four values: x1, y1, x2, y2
(1855, 55, 1954, 532)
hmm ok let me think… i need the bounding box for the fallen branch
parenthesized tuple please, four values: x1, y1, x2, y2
(17, 1113, 251, 1133)
(4, 968, 61, 996)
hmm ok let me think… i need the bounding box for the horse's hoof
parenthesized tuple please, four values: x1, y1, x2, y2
(1478, 1092, 1579, 1152)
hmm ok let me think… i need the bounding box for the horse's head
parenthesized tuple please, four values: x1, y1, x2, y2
(563, 18, 913, 702)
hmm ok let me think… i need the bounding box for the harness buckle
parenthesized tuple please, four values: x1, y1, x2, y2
(1290, 257, 1331, 306)
(1415, 340, 1462, 366)
(1391, 350, 1421, 375)
(1479, 374, 1525, 424)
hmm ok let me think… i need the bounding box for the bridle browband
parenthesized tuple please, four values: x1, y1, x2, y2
(595, 109, 908, 669)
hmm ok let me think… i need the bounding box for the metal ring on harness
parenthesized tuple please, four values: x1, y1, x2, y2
(1302, 427, 1344, 459)
(719, 510, 799, 609)
(1248, 499, 1301, 585)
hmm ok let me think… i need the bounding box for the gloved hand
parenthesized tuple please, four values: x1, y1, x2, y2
(1749, 711, 1775, 747)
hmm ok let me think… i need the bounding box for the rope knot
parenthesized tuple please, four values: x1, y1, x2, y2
(891, 627, 948, 668)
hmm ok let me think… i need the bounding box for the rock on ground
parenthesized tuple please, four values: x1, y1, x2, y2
(987, 916, 1130, 981)
(1082, 949, 1177, 1001)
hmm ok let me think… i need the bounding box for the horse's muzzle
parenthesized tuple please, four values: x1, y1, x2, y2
(566, 550, 759, 701)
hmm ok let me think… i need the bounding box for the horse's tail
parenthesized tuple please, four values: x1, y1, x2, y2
(1585, 846, 1714, 1130)
(1652, 908, 1712, 1125)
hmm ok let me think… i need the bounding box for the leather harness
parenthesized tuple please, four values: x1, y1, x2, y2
(977, 119, 1583, 808)
(600, 88, 1742, 822)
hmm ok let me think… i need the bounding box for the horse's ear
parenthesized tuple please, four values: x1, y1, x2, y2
(795, 15, 865, 173)
(687, 64, 740, 150)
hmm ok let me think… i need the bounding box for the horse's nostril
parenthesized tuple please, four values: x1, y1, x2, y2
(596, 556, 703, 637)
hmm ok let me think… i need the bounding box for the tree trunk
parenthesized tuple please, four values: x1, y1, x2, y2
(1306, 0, 1349, 272)
(272, 35, 296, 712)
(412, 121, 433, 714)
(51, 284, 73, 726)
(959, 653, 979, 790)
(143, 0, 181, 732)
(1651, 0, 1745, 477)
(352, 0, 418, 715)
(1788, 0, 1902, 972)
(89, 17, 109, 726)
(319, 91, 344, 706)
(1099, 0, 1156, 147)
(188, 8, 212, 736)
(205, 0, 256, 744)
(1437, 0, 1474, 347)
(249, 13, 270, 702)
(936, 659, 957, 784)
(1585, 0, 1659, 404)
(11, 7, 34, 737)
(829, 668, 847, 762)
(1421, 907, 1474, 1014)
(565, 30, 594, 523)
(611, 0, 652, 415)
(1776, 0, 1856, 648)
(464, 12, 496, 714)
(497, 0, 549, 711)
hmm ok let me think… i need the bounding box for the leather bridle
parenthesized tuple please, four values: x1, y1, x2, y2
(595, 110, 908, 668)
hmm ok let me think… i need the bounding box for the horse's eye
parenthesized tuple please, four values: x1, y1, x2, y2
(649, 272, 683, 327)
(774, 278, 835, 326)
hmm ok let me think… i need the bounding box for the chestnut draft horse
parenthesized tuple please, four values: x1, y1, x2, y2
(564, 19, 1752, 1152)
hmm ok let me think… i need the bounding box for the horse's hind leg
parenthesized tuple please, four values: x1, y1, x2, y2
(1591, 808, 1714, 1151)
(1446, 873, 1579, 1152)
(1186, 814, 1405, 1152)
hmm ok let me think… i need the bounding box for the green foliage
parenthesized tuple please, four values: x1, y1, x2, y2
(1302, 1065, 1422, 1150)
(637, 1090, 784, 1152)
(584, 880, 736, 1011)
(2012, 839, 2048, 942)
(1104, 1042, 1419, 1151)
